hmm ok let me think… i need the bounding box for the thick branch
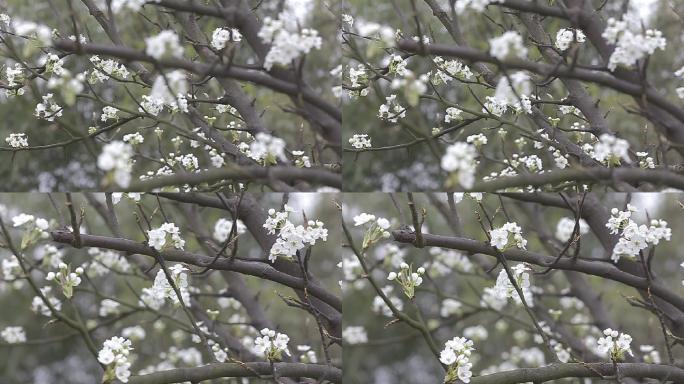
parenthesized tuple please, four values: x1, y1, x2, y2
(50, 231, 341, 312)
(52, 40, 341, 121)
(391, 230, 684, 315)
(469, 363, 684, 384)
(127, 362, 341, 384)
(124, 166, 341, 192)
(468, 167, 684, 192)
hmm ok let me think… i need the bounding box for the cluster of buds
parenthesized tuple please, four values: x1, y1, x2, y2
(387, 263, 425, 299)
(46, 263, 83, 298)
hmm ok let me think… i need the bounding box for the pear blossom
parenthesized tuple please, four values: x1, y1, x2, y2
(343, 326, 368, 345)
(211, 27, 242, 50)
(440, 337, 475, 383)
(1, 326, 26, 344)
(98, 336, 133, 383)
(254, 328, 291, 361)
(147, 223, 185, 251)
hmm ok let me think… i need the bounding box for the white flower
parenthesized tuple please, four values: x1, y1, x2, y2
(455, 0, 504, 13)
(592, 134, 630, 166)
(90, 56, 129, 82)
(1, 326, 26, 344)
(607, 206, 670, 262)
(440, 298, 463, 317)
(555, 217, 590, 242)
(349, 134, 371, 149)
(489, 31, 528, 60)
(440, 336, 475, 383)
(343, 326, 368, 345)
(466, 134, 487, 147)
(596, 328, 633, 361)
(140, 264, 191, 309)
(353, 213, 376, 226)
(211, 27, 242, 50)
(254, 328, 291, 361)
(99, 299, 121, 317)
(122, 132, 144, 145)
(555, 28, 586, 51)
(387, 263, 425, 298)
(34, 93, 62, 121)
(100, 106, 119, 122)
(248, 133, 287, 164)
(265, 207, 328, 262)
(97, 141, 133, 187)
(145, 30, 183, 59)
(444, 107, 462, 123)
(147, 223, 185, 251)
(5, 133, 29, 148)
(441, 142, 478, 189)
(491, 263, 534, 307)
(377, 94, 406, 123)
(257, 5, 322, 70)
(602, 12, 666, 71)
(98, 336, 133, 383)
(213, 218, 247, 243)
(121, 326, 146, 341)
(111, 0, 147, 13)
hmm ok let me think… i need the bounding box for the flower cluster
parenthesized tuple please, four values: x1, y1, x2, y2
(140, 264, 191, 309)
(492, 71, 532, 114)
(5, 133, 28, 148)
(555, 217, 590, 243)
(257, 1, 321, 70)
(87, 248, 131, 276)
(602, 12, 666, 71)
(455, 0, 503, 13)
(606, 205, 671, 262)
(264, 205, 328, 262)
(99, 299, 121, 317)
(489, 222, 527, 250)
(489, 31, 527, 61)
(147, 223, 185, 251)
(247, 133, 287, 165)
(353, 213, 391, 250)
(213, 218, 247, 243)
(349, 134, 372, 149)
(100, 106, 119, 122)
(440, 337, 475, 383)
(46, 263, 83, 298)
(491, 263, 534, 307)
(377, 94, 406, 123)
(34, 93, 62, 121)
(89, 56, 129, 83)
(145, 30, 184, 59)
(98, 336, 133, 383)
(12, 213, 49, 249)
(343, 326, 368, 345)
(444, 107, 462, 123)
(432, 57, 473, 84)
(387, 262, 425, 299)
(441, 142, 477, 189)
(97, 141, 133, 188)
(597, 328, 633, 361)
(211, 27, 242, 50)
(31, 287, 62, 317)
(254, 328, 291, 361)
(591, 134, 631, 166)
(1, 326, 26, 344)
(555, 28, 586, 51)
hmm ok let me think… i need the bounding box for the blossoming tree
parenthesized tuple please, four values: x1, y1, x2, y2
(342, 192, 684, 383)
(342, 0, 684, 192)
(0, 0, 340, 191)
(0, 192, 340, 383)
